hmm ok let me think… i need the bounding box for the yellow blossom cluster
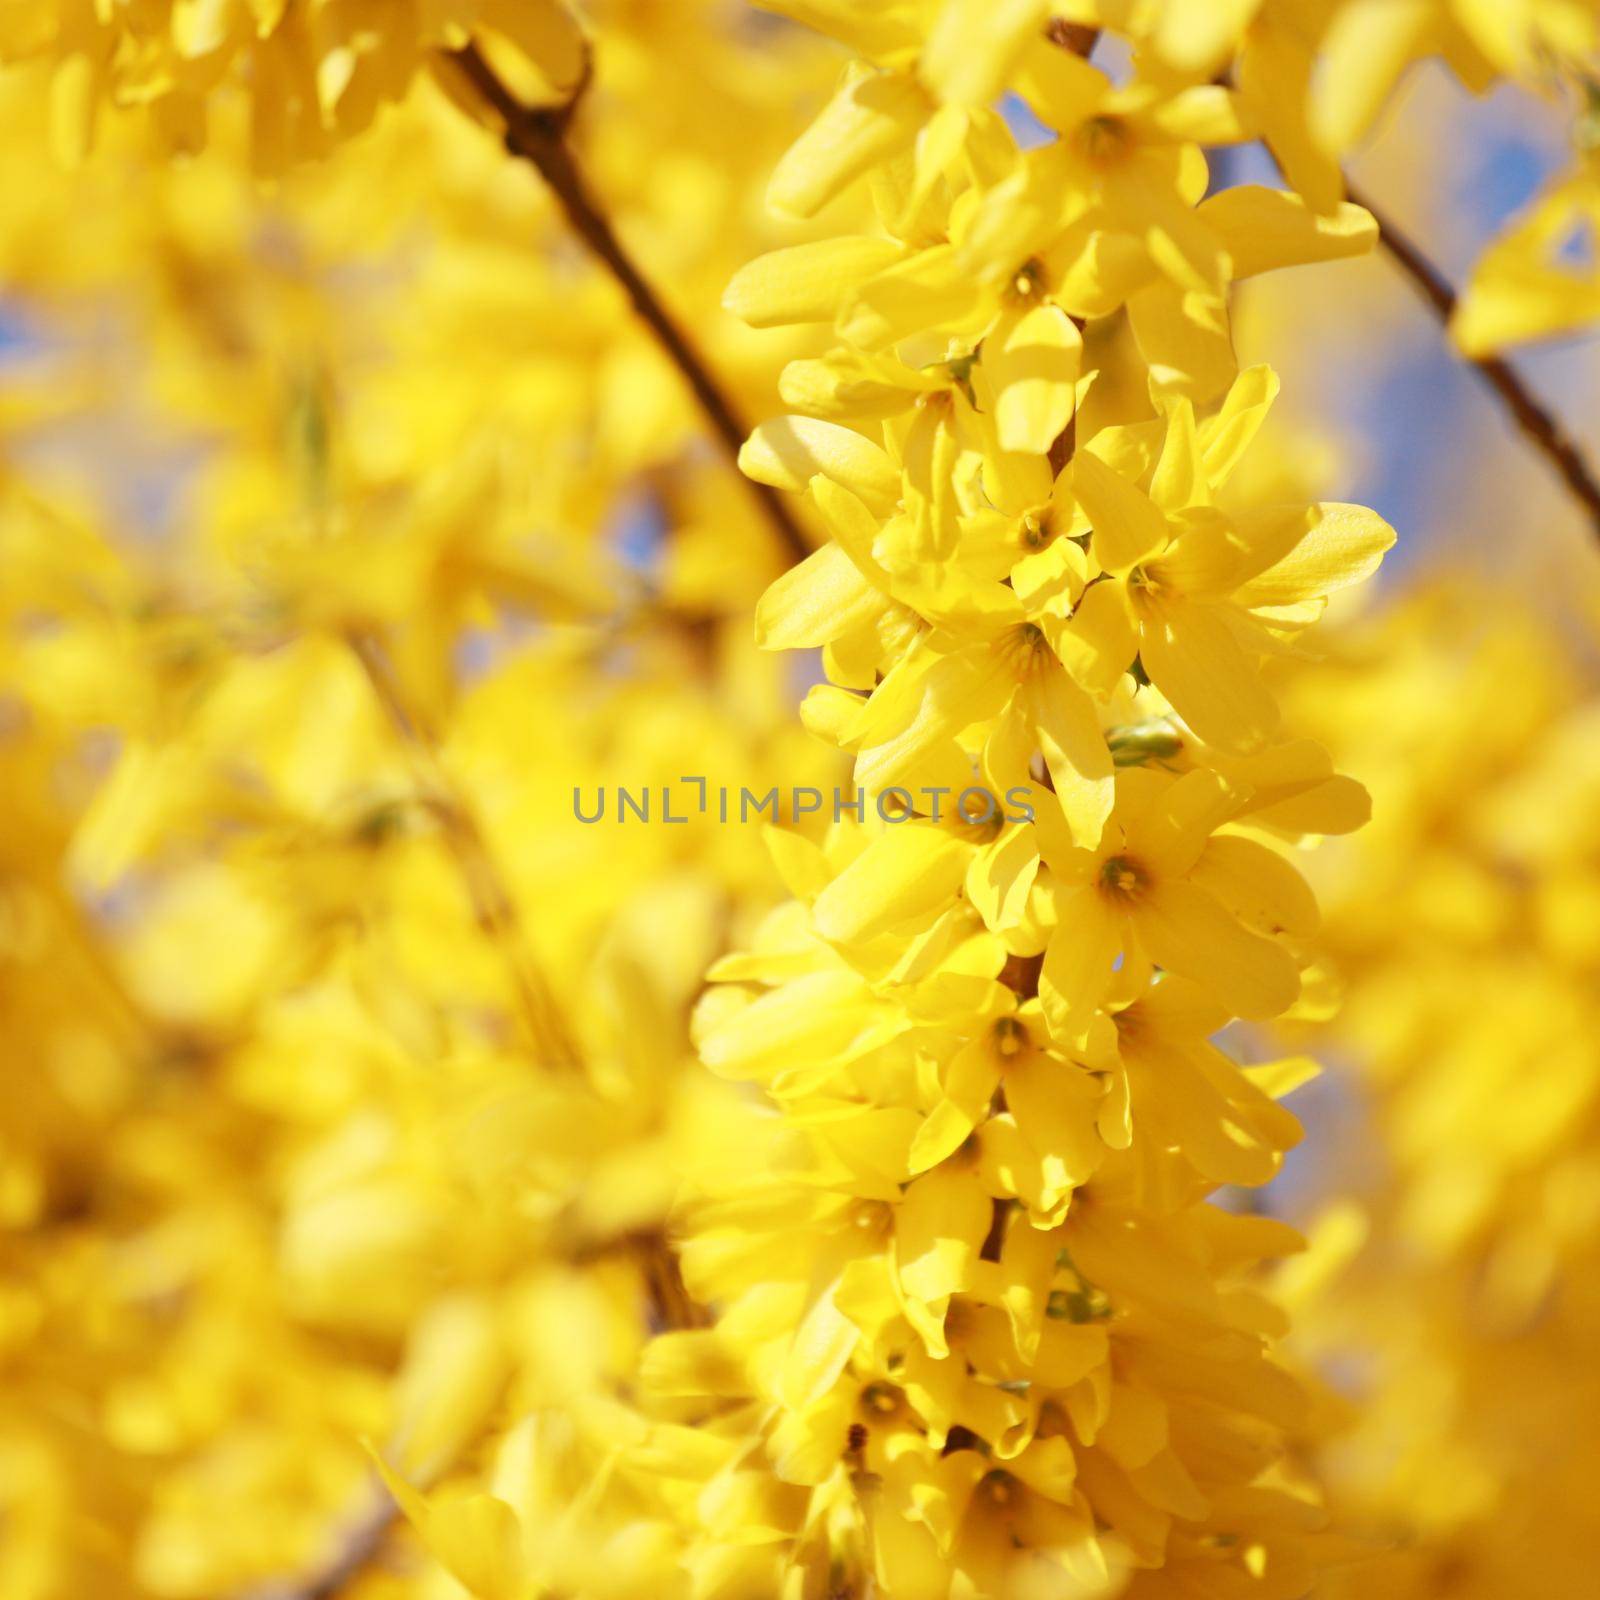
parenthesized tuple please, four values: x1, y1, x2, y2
(434, 6, 1403, 1595)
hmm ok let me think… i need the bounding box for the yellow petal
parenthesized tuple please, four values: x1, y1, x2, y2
(1038, 886, 1122, 1042)
(751, 0, 922, 57)
(1198, 364, 1280, 484)
(839, 241, 984, 349)
(1452, 188, 1600, 354)
(1233, 502, 1396, 608)
(723, 236, 906, 327)
(1150, 0, 1264, 75)
(895, 1165, 993, 1304)
(1051, 222, 1158, 317)
(920, 0, 1048, 107)
(810, 475, 895, 585)
(1113, 182, 1227, 296)
(1011, 36, 1108, 134)
(1137, 85, 1252, 147)
(967, 822, 1041, 931)
(768, 65, 930, 219)
(739, 415, 900, 514)
(373, 1460, 527, 1600)
(1026, 665, 1114, 847)
(1007, 1056, 1101, 1183)
(1238, 16, 1342, 215)
(1198, 187, 1377, 280)
(1137, 598, 1279, 752)
(853, 643, 1013, 796)
(1242, 1055, 1323, 1099)
(387, 1295, 506, 1481)
(910, 1098, 981, 1174)
(1453, 259, 1600, 355)
(1130, 768, 1240, 878)
(50, 54, 99, 168)
(480, 0, 587, 97)
(1054, 580, 1138, 697)
(1074, 449, 1168, 572)
(813, 825, 971, 947)
(1190, 835, 1320, 939)
(1149, 398, 1208, 512)
(801, 682, 870, 746)
(1126, 279, 1238, 402)
(1134, 880, 1298, 1020)
(699, 971, 897, 1084)
(640, 1330, 750, 1398)
(1312, 0, 1436, 152)
(1249, 772, 1371, 835)
(755, 541, 883, 650)
(988, 302, 1084, 456)
(781, 1284, 860, 1412)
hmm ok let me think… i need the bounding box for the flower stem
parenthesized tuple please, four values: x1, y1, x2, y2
(440, 42, 812, 565)
(1342, 174, 1600, 541)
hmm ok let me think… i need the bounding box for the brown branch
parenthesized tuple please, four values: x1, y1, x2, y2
(347, 627, 581, 1069)
(243, 1490, 395, 1600)
(1340, 175, 1600, 541)
(439, 42, 811, 566)
(1217, 62, 1600, 543)
(1042, 24, 1096, 473)
(1045, 20, 1100, 56)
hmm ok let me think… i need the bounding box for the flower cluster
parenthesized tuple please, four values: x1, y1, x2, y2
(570, 8, 1397, 1595)
(0, 0, 587, 167)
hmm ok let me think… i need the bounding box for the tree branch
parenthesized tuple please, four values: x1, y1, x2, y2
(347, 627, 581, 1069)
(1042, 22, 1097, 478)
(1044, 20, 1100, 56)
(1340, 174, 1600, 541)
(243, 1489, 396, 1600)
(440, 42, 811, 566)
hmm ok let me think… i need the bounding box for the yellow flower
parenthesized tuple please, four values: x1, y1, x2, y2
(1038, 766, 1316, 1037)
(1063, 374, 1395, 752)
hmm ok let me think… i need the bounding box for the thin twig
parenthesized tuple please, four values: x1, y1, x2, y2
(347, 627, 581, 1069)
(1043, 24, 1097, 479)
(1341, 174, 1600, 540)
(1217, 59, 1600, 544)
(243, 1489, 396, 1600)
(439, 42, 811, 565)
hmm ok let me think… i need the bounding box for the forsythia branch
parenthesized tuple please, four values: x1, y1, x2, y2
(1044, 19, 1100, 56)
(1344, 174, 1600, 543)
(346, 627, 582, 1069)
(243, 1492, 396, 1600)
(441, 41, 813, 566)
(1041, 26, 1095, 480)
